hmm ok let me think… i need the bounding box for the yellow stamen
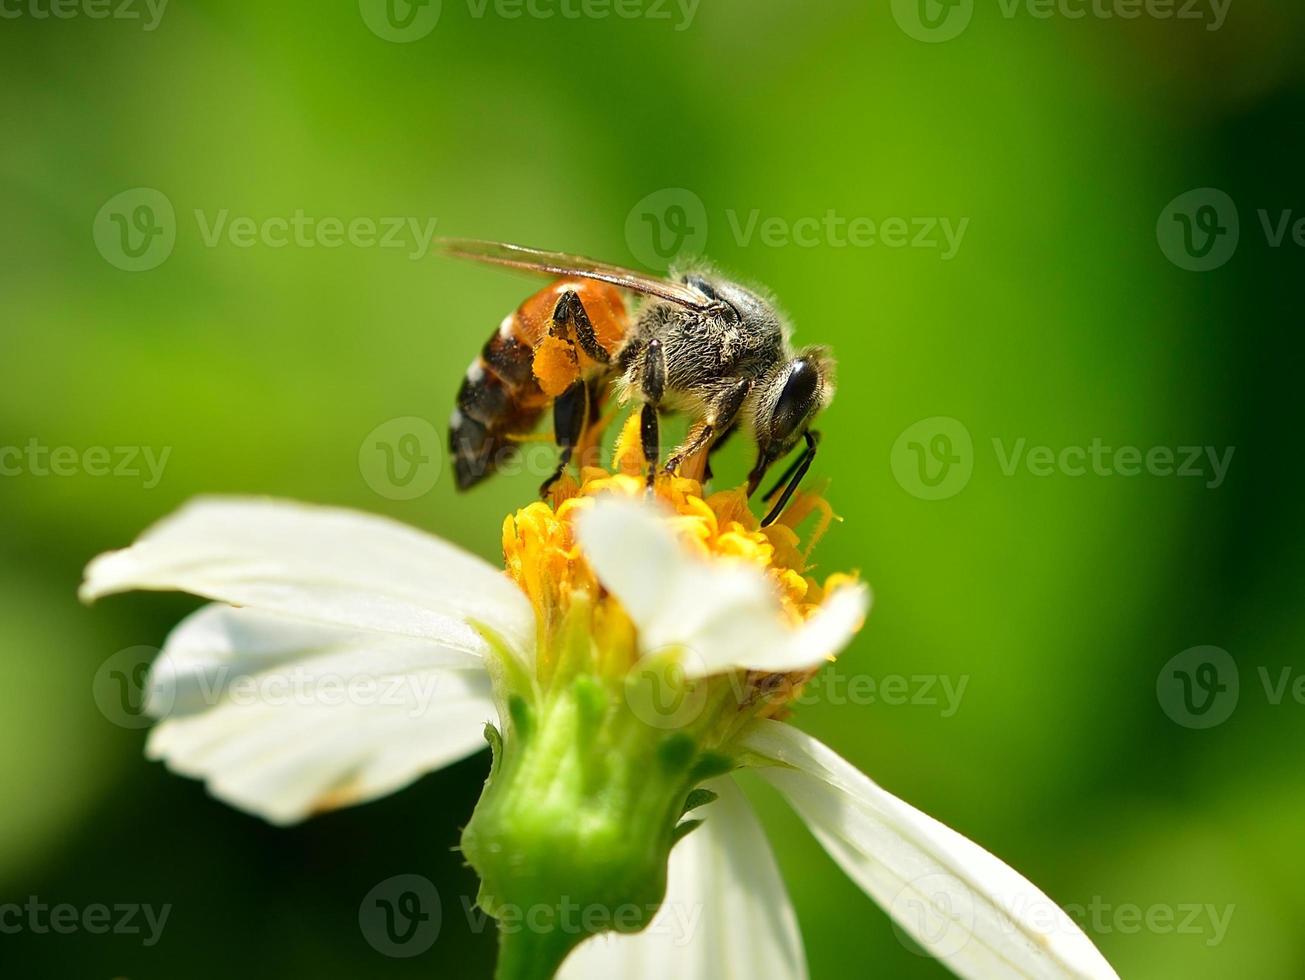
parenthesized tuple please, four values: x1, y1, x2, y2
(504, 410, 857, 654)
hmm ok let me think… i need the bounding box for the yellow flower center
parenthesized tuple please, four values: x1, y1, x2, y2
(501, 413, 858, 715)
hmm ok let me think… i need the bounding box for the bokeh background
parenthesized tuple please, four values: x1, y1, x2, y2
(3, 1, 1303, 976)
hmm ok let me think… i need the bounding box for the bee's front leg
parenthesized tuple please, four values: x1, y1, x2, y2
(664, 378, 752, 481)
(638, 339, 666, 490)
(760, 430, 821, 527)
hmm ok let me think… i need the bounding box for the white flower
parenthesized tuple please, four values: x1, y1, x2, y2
(82, 492, 1117, 980)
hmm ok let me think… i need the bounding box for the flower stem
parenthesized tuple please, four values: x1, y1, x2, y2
(493, 921, 580, 980)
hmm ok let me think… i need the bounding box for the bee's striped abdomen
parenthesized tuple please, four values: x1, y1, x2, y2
(450, 316, 547, 490)
(450, 279, 631, 491)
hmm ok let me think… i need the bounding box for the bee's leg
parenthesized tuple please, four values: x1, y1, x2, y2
(665, 379, 752, 479)
(759, 430, 821, 527)
(553, 290, 611, 364)
(639, 339, 666, 489)
(539, 379, 589, 497)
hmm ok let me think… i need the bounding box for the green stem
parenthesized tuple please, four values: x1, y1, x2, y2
(493, 921, 581, 980)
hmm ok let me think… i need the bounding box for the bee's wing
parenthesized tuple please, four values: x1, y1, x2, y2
(438, 238, 714, 311)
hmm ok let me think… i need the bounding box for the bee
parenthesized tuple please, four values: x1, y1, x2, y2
(443, 239, 834, 527)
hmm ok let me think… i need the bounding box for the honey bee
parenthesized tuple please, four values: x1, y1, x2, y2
(443, 239, 834, 526)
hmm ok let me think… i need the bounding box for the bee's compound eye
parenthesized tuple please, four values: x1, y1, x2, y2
(770, 359, 820, 445)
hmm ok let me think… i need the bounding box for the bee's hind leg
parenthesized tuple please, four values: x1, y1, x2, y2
(539, 379, 589, 498)
(553, 290, 611, 364)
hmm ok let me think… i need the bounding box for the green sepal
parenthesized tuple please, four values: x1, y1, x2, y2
(680, 787, 718, 816)
(670, 818, 704, 846)
(484, 722, 504, 774)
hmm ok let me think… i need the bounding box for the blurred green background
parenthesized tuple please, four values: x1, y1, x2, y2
(3, 0, 1303, 976)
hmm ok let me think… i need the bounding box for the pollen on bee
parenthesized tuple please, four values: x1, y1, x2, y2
(532, 335, 580, 397)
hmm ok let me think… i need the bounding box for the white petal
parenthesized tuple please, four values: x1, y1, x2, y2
(146, 604, 497, 825)
(574, 495, 868, 677)
(739, 721, 1118, 980)
(559, 776, 807, 980)
(81, 496, 534, 661)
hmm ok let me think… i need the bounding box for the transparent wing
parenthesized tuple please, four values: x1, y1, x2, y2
(438, 238, 714, 311)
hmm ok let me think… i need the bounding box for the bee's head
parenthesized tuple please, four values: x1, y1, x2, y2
(747, 345, 836, 495)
